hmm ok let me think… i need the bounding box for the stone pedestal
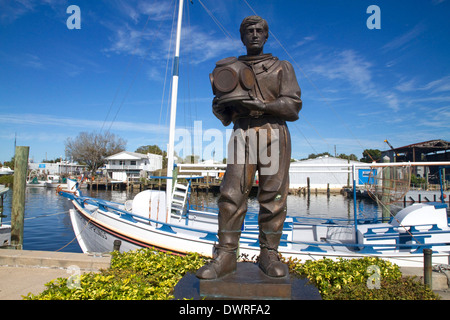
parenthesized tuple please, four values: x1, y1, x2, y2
(173, 262, 321, 300)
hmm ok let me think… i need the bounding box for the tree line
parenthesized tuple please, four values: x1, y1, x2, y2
(1, 131, 383, 174)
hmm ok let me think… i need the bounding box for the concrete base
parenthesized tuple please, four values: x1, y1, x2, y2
(174, 262, 321, 300)
(400, 266, 449, 291)
(0, 249, 111, 299)
(0, 249, 111, 271)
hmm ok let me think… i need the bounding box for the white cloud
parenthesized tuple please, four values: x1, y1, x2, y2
(309, 49, 376, 97)
(307, 48, 450, 115)
(423, 76, 450, 93)
(103, 23, 163, 58)
(0, 113, 168, 134)
(382, 22, 427, 53)
(0, 0, 66, 24)
(395, 75, 450, 94)
(138, 1, 174, 21)
(181, 26, 241, 65)
(22, 54, 45, 69)
(385, 93, 400, 112)
(104, 18, 241, 68)
(294, 36, 316, 48)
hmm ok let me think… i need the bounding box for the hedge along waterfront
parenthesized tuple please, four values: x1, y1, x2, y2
(25, 248, 439, 300)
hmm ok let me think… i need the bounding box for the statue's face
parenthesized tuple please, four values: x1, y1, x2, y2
(241, 21, 267, 55)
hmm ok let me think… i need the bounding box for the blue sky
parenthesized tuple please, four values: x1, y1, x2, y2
(1, 0, 449, 164)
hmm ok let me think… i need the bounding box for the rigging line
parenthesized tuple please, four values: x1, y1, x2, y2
(188, 2, 198, 125)
(292, 122, 319, 155)
(242, 0, 373, 161)
(186, 2, 195, 131)
(185, 0, 199, 155)
(366, 165, 422, 243)
(101, 11, 154, 133)
(197, 0, 236, 41)
(106, 10, 168, 134)
(159, 0, 178, 129)
(55, 209, 96, 252)
(299, 113, 332, 151)
(164, 2, 177, 131)
(1, 210, 71, 224)
(292, 122, 346, 185)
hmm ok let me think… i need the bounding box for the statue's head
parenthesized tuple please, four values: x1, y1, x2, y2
(239, 16, 269, 55)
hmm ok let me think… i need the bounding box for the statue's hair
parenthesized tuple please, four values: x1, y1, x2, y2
(239, 15, 269, 40)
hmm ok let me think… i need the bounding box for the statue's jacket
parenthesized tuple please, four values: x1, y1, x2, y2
(214, 53, 303, 241)
(213, 53, 302, 126)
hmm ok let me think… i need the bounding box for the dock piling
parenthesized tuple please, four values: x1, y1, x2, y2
(11, 146, 29, 250)
(423, 248, 432, 289)
(113, 240, 122, 252)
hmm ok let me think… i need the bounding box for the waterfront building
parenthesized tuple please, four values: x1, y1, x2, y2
(105, 151, 163, 182)
(289, 155, 368, 189)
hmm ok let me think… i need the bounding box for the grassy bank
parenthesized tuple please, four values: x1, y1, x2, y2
(24, 248, 439, 300)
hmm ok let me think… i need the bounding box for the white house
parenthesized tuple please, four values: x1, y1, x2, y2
(105, 151, 163, 182)
(289, 156, 371, 189)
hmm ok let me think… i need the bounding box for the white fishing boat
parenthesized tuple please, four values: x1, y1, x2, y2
(45, 175, 67, 189)
(0, 185, 11, 247)
(57, 0, 450, 267)
(26, 177, 46, 187)
(26, 170, 46, 187)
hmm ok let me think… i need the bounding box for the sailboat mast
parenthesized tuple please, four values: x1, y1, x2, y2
(167, 0, 184, 211)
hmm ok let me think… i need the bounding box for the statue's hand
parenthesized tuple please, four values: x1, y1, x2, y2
(212, 102, 227, 114)
(240, 98, 266, 111)
(212, 98, 232, 126)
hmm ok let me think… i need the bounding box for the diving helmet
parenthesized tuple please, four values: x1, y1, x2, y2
(210, 57, 256, 105)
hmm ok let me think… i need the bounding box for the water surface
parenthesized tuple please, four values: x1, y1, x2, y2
(1, 187, 384, 253)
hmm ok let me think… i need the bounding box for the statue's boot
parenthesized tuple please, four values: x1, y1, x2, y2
(258, 232, 288, 277)
(195, 231, 239, 279)
(259, 247, 288, 277)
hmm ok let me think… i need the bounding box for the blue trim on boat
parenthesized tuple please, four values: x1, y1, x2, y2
(59, 190, 450, 254)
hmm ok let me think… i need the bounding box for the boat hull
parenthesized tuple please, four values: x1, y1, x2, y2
(0, 225, 11, 247)
(67, 197, 450, 267)
(69, 200, 218, 257)
(45, 183, 68, 188)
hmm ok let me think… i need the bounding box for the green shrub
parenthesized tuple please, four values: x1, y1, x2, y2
(25, 248, 206, 300)
(285, 256, 439, 300)
(328, 277, 438, 300)
(0, 175, 13, 185)
(25, 249, 440, 300)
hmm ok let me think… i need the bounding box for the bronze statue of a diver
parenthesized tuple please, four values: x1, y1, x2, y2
(196, 15, 302, 279)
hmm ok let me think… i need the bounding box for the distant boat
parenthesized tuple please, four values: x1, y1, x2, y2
(44, 175, 67, 189)
(0, 167, 13, 176)
(26, 176, 46, 187)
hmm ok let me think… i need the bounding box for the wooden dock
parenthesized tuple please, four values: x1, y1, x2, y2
(84, 177, 347, 197)
(84, 177, 229, 193)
